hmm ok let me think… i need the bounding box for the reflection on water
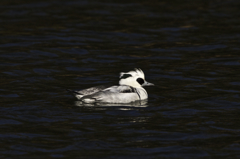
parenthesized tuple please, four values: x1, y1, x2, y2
(1, 0, 240, 158)
(75, 99, 148, 108)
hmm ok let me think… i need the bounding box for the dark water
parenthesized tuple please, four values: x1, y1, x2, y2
(1, 0, 240, 158)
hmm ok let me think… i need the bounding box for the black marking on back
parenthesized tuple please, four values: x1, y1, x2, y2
(136, 78, 144, 85)
(120, 74, 132, 79)
(134, 88, 141, 100)
(121, 86, 135, 93)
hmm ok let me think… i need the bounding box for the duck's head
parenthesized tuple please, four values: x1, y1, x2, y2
(119, 68, 154, 88)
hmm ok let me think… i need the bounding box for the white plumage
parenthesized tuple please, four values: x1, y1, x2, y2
(69, 68, 154, 104)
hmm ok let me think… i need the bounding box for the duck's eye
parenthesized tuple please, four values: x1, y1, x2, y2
(136, 78, 144, 85)
(120, 74, 132, 79)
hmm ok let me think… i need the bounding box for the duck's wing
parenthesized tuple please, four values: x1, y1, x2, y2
(68, 85, 111, 96)
(79, 85, 138, 103)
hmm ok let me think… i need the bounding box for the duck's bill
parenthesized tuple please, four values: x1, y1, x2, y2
(142, 81, 154, 86)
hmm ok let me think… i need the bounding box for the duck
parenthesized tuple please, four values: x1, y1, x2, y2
(69, 68, 154, 103)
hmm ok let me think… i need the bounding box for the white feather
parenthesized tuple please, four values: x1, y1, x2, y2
(70, 68, 153, 104)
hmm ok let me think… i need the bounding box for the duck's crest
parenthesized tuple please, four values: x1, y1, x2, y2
(134, 68, 145, 79)
(119, 68, 145, 79)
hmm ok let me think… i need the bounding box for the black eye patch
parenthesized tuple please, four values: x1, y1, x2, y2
(120, 74, 132, 79)
(136, 78, 144, 85)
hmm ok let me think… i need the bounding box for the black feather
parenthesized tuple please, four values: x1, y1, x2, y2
(120, 74, 132, 79)
(136, 78, 144, 85)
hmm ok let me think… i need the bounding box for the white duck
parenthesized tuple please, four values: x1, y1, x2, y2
(69, 68, 154, 103)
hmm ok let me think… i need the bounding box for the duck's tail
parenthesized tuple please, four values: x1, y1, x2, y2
(66, 89, 83, 95)
(67, 89, 84, 100)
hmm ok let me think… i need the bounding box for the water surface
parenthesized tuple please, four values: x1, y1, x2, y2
(1, 0, 240, 158)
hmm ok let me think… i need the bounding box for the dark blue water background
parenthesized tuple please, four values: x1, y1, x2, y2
(1, 0, 240, 158)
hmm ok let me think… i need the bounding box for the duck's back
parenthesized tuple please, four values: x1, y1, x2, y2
(80, 85, 148, 103)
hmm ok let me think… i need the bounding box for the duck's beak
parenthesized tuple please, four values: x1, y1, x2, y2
(142, 81, 154, 87)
